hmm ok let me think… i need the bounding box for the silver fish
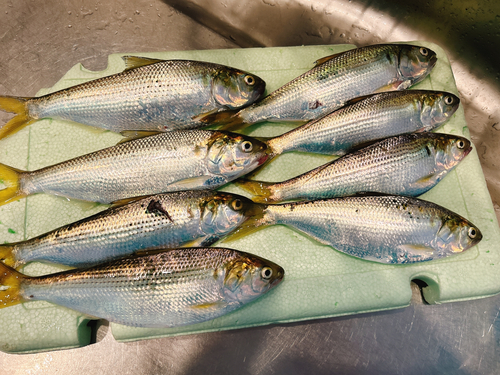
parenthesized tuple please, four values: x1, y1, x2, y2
(0, 247, 284, 328)
(200, 44, 437, 130)
(239, 133, 472, 203)
(266, 90, 460, 156)
(0, 191, 261, 268)
(0, 57, 266, 139)
(0, 130, 268, 205)
(232, 195, 482, 264)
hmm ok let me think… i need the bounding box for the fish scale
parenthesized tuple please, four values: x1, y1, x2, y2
(0, 247, 284, 328)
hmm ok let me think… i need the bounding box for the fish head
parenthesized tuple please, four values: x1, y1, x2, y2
(222, 252, 284, 305)
(419, 92, 460, 129)
(212, 69, 266, 110)
(433, 214, 482, 256)
(431, 134, 472, 170)
(200, 193, 264, 236)
(397, 45, 437, 86)
(206, 132, 269, 180)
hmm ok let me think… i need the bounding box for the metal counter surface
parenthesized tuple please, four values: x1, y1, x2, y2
(1, 0, 499, 373)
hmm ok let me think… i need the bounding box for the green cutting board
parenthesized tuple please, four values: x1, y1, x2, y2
(0, 42, 499, 353)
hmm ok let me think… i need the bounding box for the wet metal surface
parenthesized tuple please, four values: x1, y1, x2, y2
(1, 0, 500, 373)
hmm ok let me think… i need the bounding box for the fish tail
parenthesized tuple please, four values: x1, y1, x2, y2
(222, 205, 271, 242)
(196, 110, 249, 131)
(0, 262, 26, 308)
(0, 245, 17, 268)
(236, 179, 277, 203)
(0, 163, 26, 206)
(0, 96, 36, 140)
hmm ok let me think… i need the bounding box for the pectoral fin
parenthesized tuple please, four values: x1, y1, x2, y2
(168, 176, 224, 190)
(181, 235, 220, 248)
(398, 244, 435, 260)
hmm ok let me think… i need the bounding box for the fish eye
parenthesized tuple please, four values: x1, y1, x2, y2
(419, 47, 429, 56)
(240, 141, 253, 153)
(457, 140, 465, 149)
(468, 227, 477, 239)
(444, 95, 454, 105)
(244, 75, 255, 86)
(231, 199, 243, 211)
(261, 267, 273, 280)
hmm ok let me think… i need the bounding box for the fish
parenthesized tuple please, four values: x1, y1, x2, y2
(0, 57, 266, 139)
(0, 247, 284, 328)
(238, 133, 472, 203)
(265, 90, 460, 157)
(199, 44, 438, 130)
(0, 191, 263, 269)
(0, 130, 268, 205)
(229, 195, 482, 264)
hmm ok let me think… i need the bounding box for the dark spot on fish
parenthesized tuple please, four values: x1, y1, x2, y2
(29, 295, 34, 299)
(187, 206, 194, 219)
(146, 200, 174, 223)
(309, 100, 323, 110)
(425, 145, 431, 156)
(355, 209, 359, 213)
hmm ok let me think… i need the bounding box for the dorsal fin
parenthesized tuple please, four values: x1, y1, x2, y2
(343, 93, 380, 106)
(109, 195, 150, 209)
(121, 56, 165, 71)
(314, 52, 346, 67)
(117, 130, 162, 144)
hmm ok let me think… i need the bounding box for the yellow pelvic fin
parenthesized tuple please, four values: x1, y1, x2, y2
(414, 173, 437, 185)
(0, 96, 36, 140)
(0, 262, 26, 308)
(121, 56, 165, 71)
(190, 301, 224, 310)
(0, 163, 26, 207)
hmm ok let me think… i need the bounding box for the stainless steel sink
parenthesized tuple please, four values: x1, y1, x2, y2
(1, 0, 499, 373)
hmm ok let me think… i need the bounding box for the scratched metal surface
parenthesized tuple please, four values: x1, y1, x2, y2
(1, 0, 500, 373)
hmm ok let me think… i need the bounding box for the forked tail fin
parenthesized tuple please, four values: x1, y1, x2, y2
(235, 179, 277, 203)
(0, 163, 26, 206)
(0, 96, 36, 140)
(0, 262, 26, 308)
(194, 109, 249, 131)
(0, 245, 17, 268)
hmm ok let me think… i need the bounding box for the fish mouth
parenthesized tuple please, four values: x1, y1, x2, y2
(464, 146, 473, 157)
(257, 153, 270, 166)
(428, 54, 438, 71)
